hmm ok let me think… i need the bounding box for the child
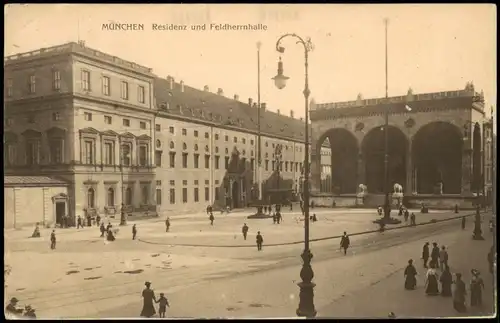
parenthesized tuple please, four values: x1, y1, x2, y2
(156, 293, 170, 318)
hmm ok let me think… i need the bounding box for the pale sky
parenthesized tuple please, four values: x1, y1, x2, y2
(4, 4, 497, 120)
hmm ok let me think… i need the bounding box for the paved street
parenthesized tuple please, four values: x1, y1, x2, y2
(4, 208, 491, 318)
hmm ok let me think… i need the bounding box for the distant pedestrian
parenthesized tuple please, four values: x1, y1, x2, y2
(256, 231, 263, 251)
(422, 242, 430, 268)
(132, 224, 137, 240)
(31, 223, 41, 238)
(461, 216, 466, 230)
(165, 217, 171, 232)
(106, 222, 112, 233)
(77, 216, 83, 229)
(439, 246, 449, 272)
(404, 210, 409, 222)
(276, 212, 282, 224)
(489, 220, 494, 233)
(209, 213, 214, 226)
(404, 259, 417, 290)
(430, 242, 440, 268)
(96, 214, 101, 226)
(453, 273, 467, 313)
(312, 214, 318, 222)
(156, 292, 170, 318)
(140, 281, 157, 318)
(340, 232, 350, 255)
(272, 213, 277, 224)
(290, 203, 293, 211)
(398, 206, 403, 216)
(425, 264, 440, 296)
(470, 269, 484, 307)
(50, 230, 56, 250)
(99, 222, 105, 237)
(86, 215, 92, 227)
(242, 223, 249, 240)
(377, 206, 383, 216)
(410, 213, 416, 226)
(440, 265, 453, 297)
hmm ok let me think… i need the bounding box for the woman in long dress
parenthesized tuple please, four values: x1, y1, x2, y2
(425, 264, 440, 296)
(470, 269, 484, 307)
(440, 265, 453, 297)
(404, 259, 417, 290)
(140, 281, 157, 318)
(453, 273, 467, 313)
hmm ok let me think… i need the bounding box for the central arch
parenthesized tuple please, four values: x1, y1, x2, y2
(362, 125, 408, 194)
(317, 128, 359, 194)
(412, 121, 463, 194)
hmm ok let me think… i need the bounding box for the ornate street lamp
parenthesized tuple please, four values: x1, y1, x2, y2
(275, 143, 283, 192)
(273, 33, 316, 318)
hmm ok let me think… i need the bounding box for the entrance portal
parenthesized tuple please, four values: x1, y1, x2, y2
(232, 181, 240, 208)
(56, 202, 65, 225)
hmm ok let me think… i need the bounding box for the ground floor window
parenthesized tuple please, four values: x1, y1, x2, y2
(205, 187, 209, 201)
(169, 188, 175, 204)
(87, 188, 95, 208)
(182, 188, 188, 203)
(107, 187, 115, 206)
(156, 189, 162, 205)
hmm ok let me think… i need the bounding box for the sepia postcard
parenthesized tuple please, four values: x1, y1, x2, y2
(3, 3, 497, 319)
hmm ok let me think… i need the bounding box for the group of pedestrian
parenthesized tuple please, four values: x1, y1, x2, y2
(99, 221, 115, 241)
(76, 213, 100, 229)
(272, 211, 283, 224)
(5, 297, 36, 319)
(403, 241, 487, 313)
(140, 281, 170, 318)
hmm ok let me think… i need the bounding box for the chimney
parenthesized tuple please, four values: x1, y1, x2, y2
(261, 103, 267, 111)
(277, 109, 281, 115)
(290, 110, 294, 118)
(204, 85, 209, 92)
(217, 88, 224, 96)
(248, 98, 253, 106)
(234, 94, 239, 101)
(167, 76, 174, 90)
(180, 80, 184, 92)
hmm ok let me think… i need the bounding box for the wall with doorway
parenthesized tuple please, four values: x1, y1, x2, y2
(3, 186, 68, 229)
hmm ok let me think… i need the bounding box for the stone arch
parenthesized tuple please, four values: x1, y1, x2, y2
(362, 125, 408, 194)
(316, 128, 359, 194)
(412, 121, 463, 194)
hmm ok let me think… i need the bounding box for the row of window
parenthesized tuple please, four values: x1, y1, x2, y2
(5, 70, 146, 104)
(83, 112, 149, 130)
(83, 139, 150, 166)
(4, 138, 63, 166)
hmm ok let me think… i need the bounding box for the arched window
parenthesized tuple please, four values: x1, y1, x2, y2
(170, 141, 175, 149)
(142, 186, 149, 205)
(87, 188, 95, 208)
(194, 144, 199, 151)
(107, 188, 115, 207)
(125, 187, 133, 205)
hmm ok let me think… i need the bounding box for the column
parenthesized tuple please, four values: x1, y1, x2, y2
(357, 153, 366, 187)
(405, 140, 413, 195)
(461, 149, 473, 195)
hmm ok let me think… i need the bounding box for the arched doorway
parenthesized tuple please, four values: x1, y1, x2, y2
(412, 122, 462, 194)
(142, 186, 149, 205)
(362, 126, 408, 194)
(125, 187, 133, 205)
(87, 188, 95, 208)
(107, 188, 115, 207)
(317, 128, 359, 194)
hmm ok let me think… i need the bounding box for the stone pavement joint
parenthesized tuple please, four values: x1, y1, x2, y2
(136, 211, 481, 248)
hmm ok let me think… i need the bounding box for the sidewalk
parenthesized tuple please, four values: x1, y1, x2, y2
(318, 216, 496, 318)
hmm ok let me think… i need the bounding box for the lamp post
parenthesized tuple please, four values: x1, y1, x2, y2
(257, 41, 263, 202)
(119, 146, 127, 226)
(382, 18, 392, 223)
(272, 33, 316, 318)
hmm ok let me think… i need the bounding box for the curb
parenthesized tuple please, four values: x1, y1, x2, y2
(138, 212, 486, 248)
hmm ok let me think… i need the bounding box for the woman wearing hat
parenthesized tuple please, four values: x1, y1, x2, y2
(140, 281, 157, 318)
(453, 273, 467, 313)
(470, 269, 485, 307)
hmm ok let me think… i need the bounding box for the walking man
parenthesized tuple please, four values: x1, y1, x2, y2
(242, 223, 249, 240)
(461, 216, 466, 230)
(77, 215, 83, 229)
(165, 217, 171, 232)
(132, 224, 137, 240)
(422, 242, 430, 268)
(100, 222, 106, 237)
(439, 245, 449, 272)
(256, 231, 264, 251)
(50, 230, 57, 250)
(430, 242, 440, 268)
(209, 213, 215, 226)
(340, 232, 350, 255)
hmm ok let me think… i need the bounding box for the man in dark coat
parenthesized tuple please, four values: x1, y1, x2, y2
(256, 231, 264, 251)
(422, 242, 430, 268)
(99, 222, 106, 237)
(165, 217, 171, 232)
(132, 224, 137, 240)
(50, 230, 57, 250)
(77, 215, 83, 229)
(430, 242, 440, 268)
(461, 216, 466, 230)
(242, 223, 249, 240)
(340, 232, 350, 255)
(5, 297, 23, 316)
(209, 213, 214, 226)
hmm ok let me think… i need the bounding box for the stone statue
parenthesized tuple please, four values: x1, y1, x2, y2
(393, 183, 403, 195)
(357, 184, 367, 196)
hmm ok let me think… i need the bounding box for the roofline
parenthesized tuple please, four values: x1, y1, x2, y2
(4, 183, 69, 188)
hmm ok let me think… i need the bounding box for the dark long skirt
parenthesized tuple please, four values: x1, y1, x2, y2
(426, 275, 440, 296)
(453, 300, 467, 313)
(471, 288, 483, 306)
(441, 282, 452, 297)
(405, 275, 417, 290)
(141, 290, 156, 317)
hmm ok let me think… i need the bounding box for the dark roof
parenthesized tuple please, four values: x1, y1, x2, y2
(154, 77, 315, 144)
(4, 176, 68, 186)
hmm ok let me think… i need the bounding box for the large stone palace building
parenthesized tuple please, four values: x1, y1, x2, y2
(309, 86, 495, 209)
(3, 41, 331, 228)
